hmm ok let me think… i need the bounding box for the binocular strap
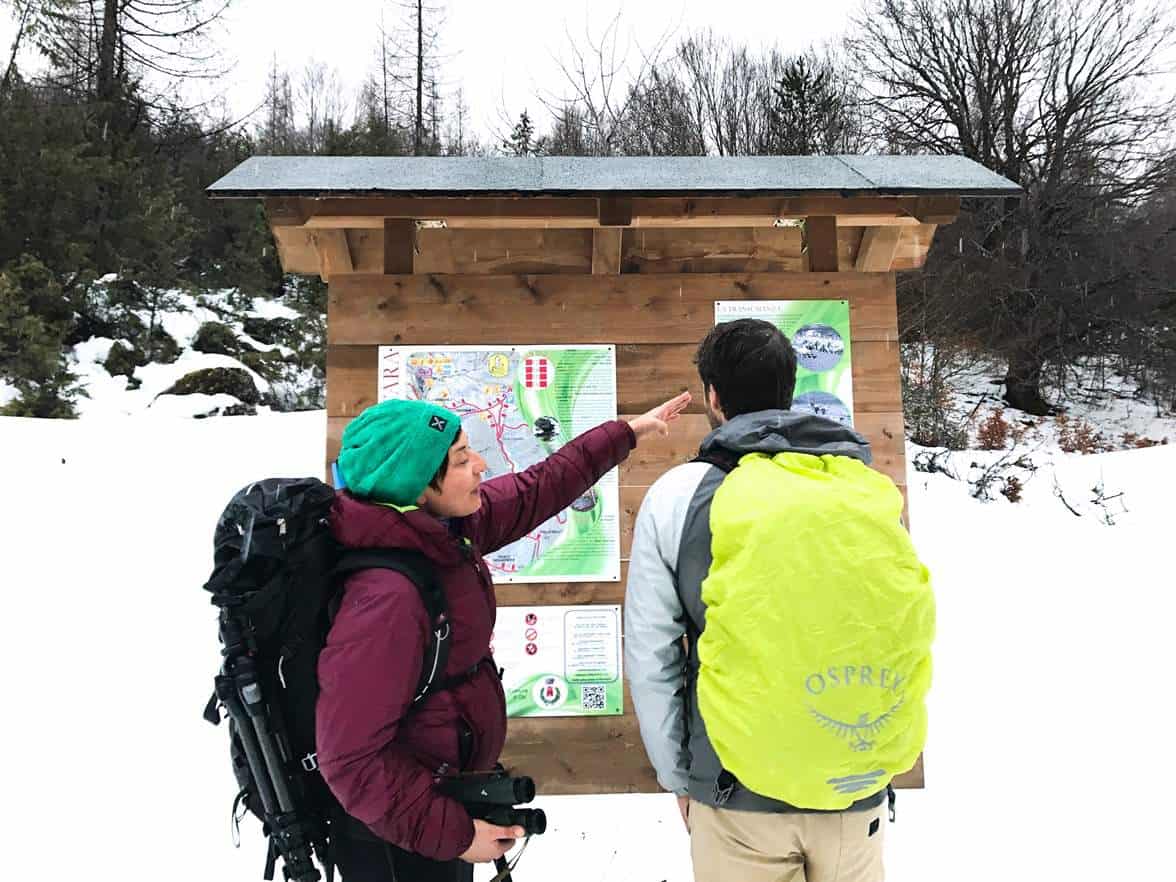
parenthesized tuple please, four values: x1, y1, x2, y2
(488, 834, 532, 882)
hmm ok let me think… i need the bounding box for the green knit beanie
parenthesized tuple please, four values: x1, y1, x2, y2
(338, 399, 461, 505)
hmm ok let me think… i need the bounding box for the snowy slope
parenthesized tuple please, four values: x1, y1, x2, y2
(64, 288, 318, 419)
(917, 348, 1174, 450)
(2, 411, 1173, 881)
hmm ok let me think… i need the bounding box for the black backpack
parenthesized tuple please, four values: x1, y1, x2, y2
(201, 477, 451, 882)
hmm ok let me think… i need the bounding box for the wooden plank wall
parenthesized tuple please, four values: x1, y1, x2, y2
(277, 223, 937, 277)
(325, 229, 917, 795)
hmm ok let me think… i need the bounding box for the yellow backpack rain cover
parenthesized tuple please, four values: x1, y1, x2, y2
(697, 451, 934, 809)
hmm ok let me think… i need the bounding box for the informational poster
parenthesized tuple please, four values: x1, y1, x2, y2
(715, 300, 855, 426)
(378, 344, 621, 583)
(492, 605, 623, 717)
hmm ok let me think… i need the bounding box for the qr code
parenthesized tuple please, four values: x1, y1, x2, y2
(580, 685, 607, 711)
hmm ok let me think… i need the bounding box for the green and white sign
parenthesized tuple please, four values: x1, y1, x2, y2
(715, 300, 855, 426)
(492, 605, 623, 718)
(377, 344, 620, 583)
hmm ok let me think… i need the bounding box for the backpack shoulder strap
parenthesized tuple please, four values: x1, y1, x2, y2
(692, 446, 742, 474)
(334, 549, 444, 620)
(333, 549, 450, 705)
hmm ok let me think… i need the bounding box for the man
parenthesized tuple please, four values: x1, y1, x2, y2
(625, 319, 933, 882)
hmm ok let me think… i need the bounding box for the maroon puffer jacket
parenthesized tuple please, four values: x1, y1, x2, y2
(316, 420, 636, 860)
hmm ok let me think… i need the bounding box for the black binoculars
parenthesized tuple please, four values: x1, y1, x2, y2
(438, 768, 547, 837)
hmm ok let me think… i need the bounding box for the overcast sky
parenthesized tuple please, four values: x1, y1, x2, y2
(7, 1, 1171, 147)
(1, 0, 863, 142)
(224, 0, 862, 140)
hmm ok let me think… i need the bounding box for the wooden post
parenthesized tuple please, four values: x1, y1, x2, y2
(912, 196, 961, 224)
(311, 230, 353, 281)
(592, 228, 623, 274)
(803, 216, 839, 272)
(383, 218, 416, 274)
(855, 227, 903, 272)
(598, 196, 633, 228)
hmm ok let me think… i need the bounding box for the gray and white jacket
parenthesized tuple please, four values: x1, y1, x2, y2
(623, 409, 886, 812)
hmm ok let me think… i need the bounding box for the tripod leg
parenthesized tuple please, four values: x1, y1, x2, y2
(217, 676, 280, 816)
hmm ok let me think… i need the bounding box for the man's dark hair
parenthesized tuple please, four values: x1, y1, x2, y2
(694, 319, 797, 417)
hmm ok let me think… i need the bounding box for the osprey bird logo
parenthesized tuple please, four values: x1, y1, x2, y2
(808, 698, 904, 752)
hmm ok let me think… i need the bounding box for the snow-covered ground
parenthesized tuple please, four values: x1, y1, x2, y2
(2, 405, 1174, 881)
(0, 376, 17, 407)
(4, 325, 1175, 880)
(63, 287, 318, 418)
(912, 347, 1174, 451)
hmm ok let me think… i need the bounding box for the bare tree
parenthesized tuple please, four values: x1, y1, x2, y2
(257, 54, 294, 154)
(676, 31, 772, 156)
(545, 23, 862, 159)
(852, 0, 1176, 413)
(355, 14, 410, 154)
(614, 65, 705, 156)
(539, 11, 674, 155)
(1, 0, 40, 95)
(540, 103, 589, 155)
(297, 60, 347, 153)
(299, 60, 324, 153)
(384, 0, 448, 155)
(35, 0, 231, 117)
(377, 7, 395, 140)
(445, 84, 468, 155)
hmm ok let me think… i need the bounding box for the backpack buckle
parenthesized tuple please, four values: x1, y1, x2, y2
(301, 753, 318, 772)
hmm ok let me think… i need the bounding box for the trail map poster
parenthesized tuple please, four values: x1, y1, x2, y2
(377, 344, 621, 583)
(492, 605, 623, 718)
(715, 300, 855, 426)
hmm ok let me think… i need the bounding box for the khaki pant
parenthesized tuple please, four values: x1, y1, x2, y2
(689, 800, 886, 882)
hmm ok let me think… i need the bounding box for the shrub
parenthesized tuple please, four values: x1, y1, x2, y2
(1056, 415, 1104, 454)
(162, 367, 260, 404)
(192, 321, 241, 357)
(1000, 475, 1023, 503)
(977, 409, 1011, 450)
(104, 342, 141, 378)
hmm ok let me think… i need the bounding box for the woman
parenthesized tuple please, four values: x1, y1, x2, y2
(317, 391, 691, 881)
